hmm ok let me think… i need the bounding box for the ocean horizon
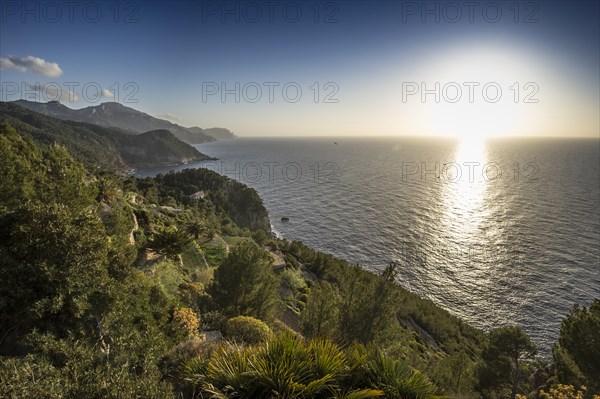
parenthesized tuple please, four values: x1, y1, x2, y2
(136, 136, 600, 357)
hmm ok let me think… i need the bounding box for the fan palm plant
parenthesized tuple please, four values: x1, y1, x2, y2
(178, 332, 435, 399)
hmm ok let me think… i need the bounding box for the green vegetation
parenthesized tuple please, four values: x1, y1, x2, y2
(0, 118, 598, 398)
(552, 300, 600, 393)
(225, 316, 273, 344)
(177, 332, 434, 398)
(148, 226, 194, 260)
(476, 326, 537, 399)
(0, 102, 208, 172)
(210, 243, 279, 321)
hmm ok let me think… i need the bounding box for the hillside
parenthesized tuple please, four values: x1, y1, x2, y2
(12, 100, 217, 144)
(0, 120, 597, 398)
(192, 126, 236, 140)
(0, 102, 212, 172)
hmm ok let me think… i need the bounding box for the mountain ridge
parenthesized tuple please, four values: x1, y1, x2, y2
(0, 102, 214, 172)
(11, 100, 236, 144)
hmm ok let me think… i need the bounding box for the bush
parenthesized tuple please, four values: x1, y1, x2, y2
(160, 337, 214, 385)
(173, 308, 200, 338)
(225, 316, 272, 344)
(553, 300, 600, 392)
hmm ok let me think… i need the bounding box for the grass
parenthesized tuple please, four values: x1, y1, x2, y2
(223, 235, 256, 247)
(202, 236, 228, 267)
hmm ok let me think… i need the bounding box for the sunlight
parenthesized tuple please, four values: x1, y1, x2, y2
(425, 99, 525, 139)
(440, 137, 490, 244)
(405, 44, 539, 138)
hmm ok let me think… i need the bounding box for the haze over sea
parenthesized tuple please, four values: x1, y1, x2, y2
(138, 137, 600, 356)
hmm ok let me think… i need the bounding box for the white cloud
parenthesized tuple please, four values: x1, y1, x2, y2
(155, 113, 182, 122)
(0, 55, 64, 77)
(101, 88, 114, 98)
(25, 82, 79, 102)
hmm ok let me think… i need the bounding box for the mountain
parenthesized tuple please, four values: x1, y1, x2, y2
(191, 127, 236, 140)
(0, 102, 213, 172)
(11, 100, 218, 145)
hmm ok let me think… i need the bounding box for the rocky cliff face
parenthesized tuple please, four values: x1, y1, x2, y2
(236, 202, 271, 233)
(224, 183, 271, 233)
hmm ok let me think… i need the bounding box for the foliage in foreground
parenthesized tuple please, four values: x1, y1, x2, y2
(177, 332, 436, 399)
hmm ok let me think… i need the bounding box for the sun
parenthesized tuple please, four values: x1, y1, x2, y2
(424, 97, 525, 139)
(403, 43, 540, 139)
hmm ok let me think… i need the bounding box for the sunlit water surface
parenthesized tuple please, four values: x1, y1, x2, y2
(137, 137, 600, 356)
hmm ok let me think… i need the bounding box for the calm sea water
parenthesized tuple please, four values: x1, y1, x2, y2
(138, 137, 600, 355)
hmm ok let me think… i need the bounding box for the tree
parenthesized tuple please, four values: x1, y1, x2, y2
(0, 122, 96, 214)
(552, 300, 600, 392)
(147, 226, 192, 260)
(432, 350, 476, 396)
(186, 219, 212, 241)
(186, 220, 202, 240)
(477, 326, 537, 399)
(209, 243, 278, 321)
(0, 202, 110, 349)
(338, 263, 400, 344)
(301, 281, 340, 339)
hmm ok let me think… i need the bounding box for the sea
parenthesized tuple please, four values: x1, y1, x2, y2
(137, 136, 600, 356)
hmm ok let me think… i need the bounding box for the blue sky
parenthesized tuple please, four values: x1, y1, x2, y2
(1, 0, 598, 137)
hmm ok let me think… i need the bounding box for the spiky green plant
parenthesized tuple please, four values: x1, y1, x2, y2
(247, 333, 336, 397)
(329, 389, 385, 399)
(206, 343, 252, 389)
(309, 339, 348, 379)
(357, 347, 436, 399)
(178, 333, 435, 399)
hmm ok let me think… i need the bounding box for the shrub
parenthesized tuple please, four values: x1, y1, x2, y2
(536, 384, 600, 399)
(173, 308, 200, 338)
(160, 337, 214, 386)
(225, 316, 272, 344)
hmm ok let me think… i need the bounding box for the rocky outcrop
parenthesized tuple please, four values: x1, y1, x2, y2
(222, 181, 271, 233)
(400, 316, 441, 351)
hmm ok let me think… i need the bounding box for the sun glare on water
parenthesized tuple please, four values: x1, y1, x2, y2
(439, 135, 493, 266)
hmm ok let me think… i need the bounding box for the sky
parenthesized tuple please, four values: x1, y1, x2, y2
(1, 0, 599, 137)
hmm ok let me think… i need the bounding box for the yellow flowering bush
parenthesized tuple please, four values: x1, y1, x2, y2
(173, 307, 200, 337)
(538, 385, 598, 399)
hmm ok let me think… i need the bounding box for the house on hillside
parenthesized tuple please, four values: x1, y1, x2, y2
(190, 191, 206, 200)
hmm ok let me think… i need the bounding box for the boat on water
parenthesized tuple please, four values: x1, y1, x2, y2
(281, 217, 290, 222)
